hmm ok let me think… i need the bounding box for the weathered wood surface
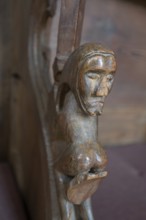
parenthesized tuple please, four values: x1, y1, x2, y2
(0, 0, 59, 219)
(51, 43, 116, 218)
(0, 0, 146, 220)
(7, 0, 89, 219)
(54, 0, 86, 81)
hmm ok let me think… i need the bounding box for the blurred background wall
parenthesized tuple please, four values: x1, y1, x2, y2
(81, 0, 146, 146)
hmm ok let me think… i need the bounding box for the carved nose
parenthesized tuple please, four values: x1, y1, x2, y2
(96, 79, 108, 96)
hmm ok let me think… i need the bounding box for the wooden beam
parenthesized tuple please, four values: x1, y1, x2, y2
(54, 0, 86, 81)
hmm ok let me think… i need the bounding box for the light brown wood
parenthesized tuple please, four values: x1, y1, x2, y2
(49, 42, 117, 219)
(67, 171, 107, 204)
(54, 0, 86, 81)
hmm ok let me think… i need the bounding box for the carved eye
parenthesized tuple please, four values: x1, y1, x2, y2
(87, 72, 100, 80)
(106, 74, 113, 82)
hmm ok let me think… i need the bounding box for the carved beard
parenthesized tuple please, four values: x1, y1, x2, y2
(85, 100, 104, 116)
(79, 96, 104, 116)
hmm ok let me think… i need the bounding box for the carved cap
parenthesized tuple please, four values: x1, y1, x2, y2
(57, 43, 116, 114)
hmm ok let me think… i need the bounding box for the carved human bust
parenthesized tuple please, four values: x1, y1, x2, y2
(78, 48, 116, 116)
(57, 43, 116, 115)
(53, 43, 116, 219)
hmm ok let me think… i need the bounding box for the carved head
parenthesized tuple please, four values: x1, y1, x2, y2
(58, 43, 116, 116)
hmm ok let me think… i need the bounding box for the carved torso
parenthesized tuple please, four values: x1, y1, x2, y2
(51, 43, 116, 212)
(54, 91, 107, 177)
(61, 91, 98, 143)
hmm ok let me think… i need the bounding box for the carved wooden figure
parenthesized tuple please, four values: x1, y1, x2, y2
(51, 43, 117, 219)
(0, 1, 119, 220)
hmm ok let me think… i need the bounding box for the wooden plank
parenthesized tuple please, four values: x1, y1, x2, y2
(8, 0, 60, 219)
(54, 0, 86, 80)
(0, 1, 14, 159)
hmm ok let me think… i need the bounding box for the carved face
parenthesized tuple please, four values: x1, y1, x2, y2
(78, 54, 116, 116)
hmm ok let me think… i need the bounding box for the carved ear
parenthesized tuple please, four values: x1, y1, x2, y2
(56, 83, 70, 112)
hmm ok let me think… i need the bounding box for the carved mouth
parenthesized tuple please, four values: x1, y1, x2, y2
(85, 101, 104, 116)
(81, 97, 105, 116)
(89, 168, 108, 178)
(86, 97, 105, 106)
(89, 101, 103, 108)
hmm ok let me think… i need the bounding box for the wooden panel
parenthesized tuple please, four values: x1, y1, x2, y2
(0, 1, 12, 159)
(3, 0, 59, 219)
